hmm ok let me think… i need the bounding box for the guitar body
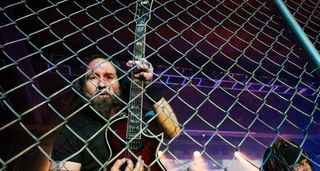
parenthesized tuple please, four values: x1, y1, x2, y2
(105, 116, 166, 171)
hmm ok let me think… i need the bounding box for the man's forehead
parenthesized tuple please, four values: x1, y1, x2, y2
(86, 58, 116, 72)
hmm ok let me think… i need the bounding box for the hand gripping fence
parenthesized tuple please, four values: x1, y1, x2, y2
(0, 0, 320, 171)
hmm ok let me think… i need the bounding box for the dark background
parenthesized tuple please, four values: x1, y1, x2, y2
(1, 0, 320, 170)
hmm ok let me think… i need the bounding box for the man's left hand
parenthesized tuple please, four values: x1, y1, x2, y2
(126, 59, 154, 82)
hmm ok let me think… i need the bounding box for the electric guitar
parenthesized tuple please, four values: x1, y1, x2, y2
(105, 0, 166, 170)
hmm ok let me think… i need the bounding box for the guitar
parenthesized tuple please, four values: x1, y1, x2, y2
(105, 0, 166, 170)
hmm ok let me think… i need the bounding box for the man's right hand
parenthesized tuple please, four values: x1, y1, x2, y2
(110, 156, 144, 171)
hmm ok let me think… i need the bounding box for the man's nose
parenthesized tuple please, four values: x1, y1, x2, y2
(97, 79, 108, 89)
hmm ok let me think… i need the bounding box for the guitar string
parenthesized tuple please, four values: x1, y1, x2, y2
(125, 80, 143, 160)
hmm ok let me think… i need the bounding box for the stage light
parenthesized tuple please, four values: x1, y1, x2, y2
(193, 151, 201, 158)
(158, 150, 163, 157)
(234, 151, 258, 171)
(157, 151, 177, 171)
(191, 150, 208, 170)
(234, 151, 240, 158)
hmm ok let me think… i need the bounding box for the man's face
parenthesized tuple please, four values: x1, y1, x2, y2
(84, 58, 121, 117)
(294, 159, 313, 171)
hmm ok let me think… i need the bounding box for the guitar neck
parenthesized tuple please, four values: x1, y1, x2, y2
(133, 0, 151, 60)
(126, 20, 148, 141)
(133, 24, 147, 60)
(126, 0, 152, 144)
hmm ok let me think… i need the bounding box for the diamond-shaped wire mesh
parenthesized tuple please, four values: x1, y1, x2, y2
(0, 0, 320, 171)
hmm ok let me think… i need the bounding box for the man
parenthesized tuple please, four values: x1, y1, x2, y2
(262, 139, 313, 171)
(49, 55, 180, 171)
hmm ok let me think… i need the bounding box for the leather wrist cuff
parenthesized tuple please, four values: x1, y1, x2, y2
(146, 84, 162, 105)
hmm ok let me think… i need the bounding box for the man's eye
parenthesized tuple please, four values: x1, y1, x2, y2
(88, 76, 96, 80)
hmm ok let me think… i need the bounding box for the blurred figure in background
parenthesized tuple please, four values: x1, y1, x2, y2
(262, 139, 313, 171)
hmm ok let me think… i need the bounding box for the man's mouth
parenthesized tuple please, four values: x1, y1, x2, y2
(97, 92, 110, 97)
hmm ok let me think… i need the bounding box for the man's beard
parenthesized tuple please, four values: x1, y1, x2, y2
(90, 92, 122, 119)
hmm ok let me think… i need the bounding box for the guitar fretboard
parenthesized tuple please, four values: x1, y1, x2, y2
(133, 25, 146, 58)
(127, 79, 144, 140)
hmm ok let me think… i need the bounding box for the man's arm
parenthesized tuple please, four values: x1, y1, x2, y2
(126, 59, 181, 138)
(49, 161, 81, 171)
(152, 97, 181, 138)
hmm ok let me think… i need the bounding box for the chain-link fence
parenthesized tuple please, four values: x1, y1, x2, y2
(1, 0, 320, 170)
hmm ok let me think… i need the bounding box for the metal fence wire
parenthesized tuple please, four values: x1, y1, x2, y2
(0, 0, 320, 171)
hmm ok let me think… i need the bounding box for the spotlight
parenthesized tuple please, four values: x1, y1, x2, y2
(191, 150, 208, 170)
(234, 151, 240, 158)
(158, 150, 163, 157)
(157, 150, 176, 170)
(193, 151, 201, 158)
(234, 151, 258, 171)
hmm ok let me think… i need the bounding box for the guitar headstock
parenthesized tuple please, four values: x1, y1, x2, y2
(135, 0, 153, 25)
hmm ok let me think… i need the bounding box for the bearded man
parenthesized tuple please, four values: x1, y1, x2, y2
(49, 55, 180, 171)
